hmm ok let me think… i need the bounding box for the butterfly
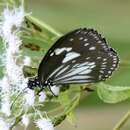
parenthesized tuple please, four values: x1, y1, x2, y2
(28, 28, 119, 94)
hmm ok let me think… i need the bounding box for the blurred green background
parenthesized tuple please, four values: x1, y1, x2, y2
(2, 0, 130, 129)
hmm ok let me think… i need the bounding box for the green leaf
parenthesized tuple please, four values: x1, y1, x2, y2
(58, 90, 71, 107)
(97, 83, 130, 103)
(26, 15, 62, 39)
(58, 86, 81, 110)
(58, 86, 81, 125)
(52, 114, 66, 127)
(67, 111, 77, 126)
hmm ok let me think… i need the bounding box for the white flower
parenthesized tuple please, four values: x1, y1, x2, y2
(0, 76, 10, 92)
(0, 5, 26, 93)
(20, 78, 29, 90)
(0, 6, 24, 40)
(39, 92, 46, 102)
(24, 89, 35, 106)
(23, 56, 31, 66)
(35, 118, 54, 130)
(21, 114, 30, 127)
(5, 33, 22, 53)
(1, 99, 11, 117)
(0, 77, 11, 116)
(0, 118, 10, 130)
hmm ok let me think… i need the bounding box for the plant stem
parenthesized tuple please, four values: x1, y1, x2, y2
(10, 112, 24, 130)
(26, 15, 62, 37)
(113, 111, 130, 130)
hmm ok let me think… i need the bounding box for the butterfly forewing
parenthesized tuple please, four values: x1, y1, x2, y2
(38, 28, 119, 85)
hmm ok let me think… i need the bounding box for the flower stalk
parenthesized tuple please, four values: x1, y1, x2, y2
(113, 111, 130, 130)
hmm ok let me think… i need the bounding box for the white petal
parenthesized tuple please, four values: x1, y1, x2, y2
(23, 56, 31, 66)
(24, 89, 35, 106)
(21, 115, 30, 127)
(35, 118, 54, 130)
(39, 92, 46, 102)
(0, 118, 10, 130)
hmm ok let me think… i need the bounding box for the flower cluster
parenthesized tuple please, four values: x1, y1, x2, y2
(0, 5, 53, 130)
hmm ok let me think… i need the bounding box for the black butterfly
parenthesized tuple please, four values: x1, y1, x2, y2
(28, 28, 119, 94)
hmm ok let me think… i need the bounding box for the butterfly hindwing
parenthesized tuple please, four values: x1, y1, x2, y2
(38, 28, 119, 85)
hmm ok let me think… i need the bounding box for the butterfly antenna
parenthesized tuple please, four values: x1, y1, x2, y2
(10, 87, 28, 110)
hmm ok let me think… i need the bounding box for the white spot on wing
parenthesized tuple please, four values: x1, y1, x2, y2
(97, 57, 101, 59)
(79, 37, 83, 40)
(84, 43, 89, 46)
(108, 71, 111, 74)
(86, 57, 90, 60)
(102, 62, 107, 65)
(100, 70, 104, 73)
(50, 52, 54, 56)
(113, 64, 116, 67)
(103, 58, 107, 61)
(105, 75, 108, 77)
(62, 52, 80, 63)
(113, 60, 117, 63)
(89, 46, 96, 50)
(69, 38, 74, 41)
(84, 38, 88, 41)
(72, 60, 76, 63)
(97, 40, 102, 43)
(54, 47, 72, 55)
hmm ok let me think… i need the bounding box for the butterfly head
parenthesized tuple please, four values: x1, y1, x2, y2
(27, 76, 53, 89)
(28, 76, 41, 90)
(28, 77, 57, 96)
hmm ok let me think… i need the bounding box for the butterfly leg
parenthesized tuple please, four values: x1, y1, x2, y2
(82, 85, 95, 92)
(36, 84, 45, 96)
(36, 88, 43, 96)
